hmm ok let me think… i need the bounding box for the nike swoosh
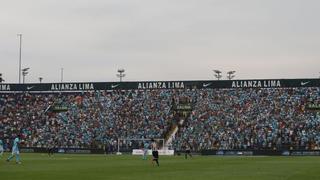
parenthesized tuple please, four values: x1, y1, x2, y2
(203, 83, 212, 88)
(27, 86, 35, 90)
(301, 81, 310, 86)
(111, 84, 120, 88)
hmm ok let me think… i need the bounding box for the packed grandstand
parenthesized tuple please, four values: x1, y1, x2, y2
(0, 79, 319, 153)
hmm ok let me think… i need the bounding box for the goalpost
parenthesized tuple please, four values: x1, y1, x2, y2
(117, 138, 172, 155)
(117, 138, 165, 153)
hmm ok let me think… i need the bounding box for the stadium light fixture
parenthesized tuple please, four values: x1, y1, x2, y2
(0, 73, 4, 83)
(61, 68, 64, 83)
(213, 70, 222, 80)
(117, 68, 126, 82)
(227, 71, 236, 80)
(22, 67, 30, 84)
(17, 34, 22, 84)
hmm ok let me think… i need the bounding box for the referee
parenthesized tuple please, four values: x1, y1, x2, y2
(151, 139, 159, 166)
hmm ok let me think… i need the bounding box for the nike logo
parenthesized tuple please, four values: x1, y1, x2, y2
(301, 81, 310, 86)
(27, 86, 35, 90)
(203, 83, 212, 88)
(111, 84, 120, 88)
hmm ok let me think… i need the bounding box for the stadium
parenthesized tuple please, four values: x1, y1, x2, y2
(1, 79, 320, 180)
(1, 1, 320, 179)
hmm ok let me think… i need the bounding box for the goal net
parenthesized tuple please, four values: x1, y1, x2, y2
(117, 138, 173, 155)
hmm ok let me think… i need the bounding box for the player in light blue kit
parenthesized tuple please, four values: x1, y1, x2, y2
(142, 140, 149, 160)
(6, 135, 21, 164)
(0, 139, 4, 158)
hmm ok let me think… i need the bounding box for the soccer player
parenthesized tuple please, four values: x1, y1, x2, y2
(47, 141, 54, 157)
(142, 140, 149, 160)
(0, 138, 4, 158)
(104, 142, 108, 156)
(184, 142, 192, 159)
(6, 135, 21, 164)
(151, 139, 159, 166)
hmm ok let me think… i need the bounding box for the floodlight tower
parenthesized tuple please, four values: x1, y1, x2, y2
(0, 73, 4, 83)
(213, 70, 222, 80)
(227, 71, 236, 80)
(22, 67, 30, 84)
(18, 34, 22, 83)
(117, 69, 125, 82)
(61, 68, 64, 82)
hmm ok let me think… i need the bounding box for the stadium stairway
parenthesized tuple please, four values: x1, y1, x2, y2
(163, 119, 184, 150)
(163, 96, 194, 150)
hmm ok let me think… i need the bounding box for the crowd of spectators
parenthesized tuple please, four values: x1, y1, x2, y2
(0, 87, 319, 151)
(173, 87, 320, 151)
(0, 90, 176, 150)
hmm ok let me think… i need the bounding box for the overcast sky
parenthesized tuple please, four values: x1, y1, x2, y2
(1, 0, 319, 83)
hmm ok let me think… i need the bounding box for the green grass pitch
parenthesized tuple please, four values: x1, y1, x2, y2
(1, 153, 320, 180)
